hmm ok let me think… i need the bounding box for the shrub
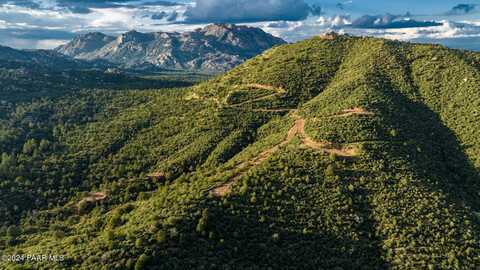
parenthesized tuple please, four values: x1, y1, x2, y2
(134, 254, 151, 270)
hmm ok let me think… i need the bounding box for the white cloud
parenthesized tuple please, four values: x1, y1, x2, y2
(35, 38, 68, 49)
(259, 17, 480, 51)
(87, 7, 138, 29)
(317, 15, 351, 28)
(0, 0, 479, 51)
(0, 36, 68, 49)
(350, 20, 480, 41)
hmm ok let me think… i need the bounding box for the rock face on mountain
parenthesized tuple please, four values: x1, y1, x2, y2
(56, 32, 115, 57)
(55, 24, 286, 72)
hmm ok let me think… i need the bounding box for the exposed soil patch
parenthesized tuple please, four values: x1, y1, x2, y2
(311, 107, 375, 120)
(319, 33, 338, 40)
(293, 112, 360, 157)
(246, 108, 294, 113)
(331, 107, 374, 118)
(78, 192, 106, 206)
(300, 138, 359, 157)
(211, 110, 362, 197)
(147, 172, 166, 181)
(242, 83, 286, 93)
(186, 92, 220, 106)
(211, 183, 235, 197)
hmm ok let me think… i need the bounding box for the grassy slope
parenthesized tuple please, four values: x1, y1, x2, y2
(1, 36, 480, 269)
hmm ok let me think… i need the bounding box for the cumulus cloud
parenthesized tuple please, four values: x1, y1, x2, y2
(339, 20, 480, 50)
(1, 0, 480, 52)
(266, 21, 291, 28)
(184, 0, 312, 23)
(446, 4, 478, 15)
(351, 14, 441, 29)
(151, 11, 167, 20)
(0, 0, 190, 48)
(0, 1, 185, 30)
(261, 16, 480, 51)
(0, 0, 184, 14)
(262, 13, 442, 42)
(309, 4, 323, 16)
(407, 21, 480, 39)
(166, 10, 178, 21)
(0, 28, 73, 48)
(262, 18, 347, 42)
(317, 15, 351, 28)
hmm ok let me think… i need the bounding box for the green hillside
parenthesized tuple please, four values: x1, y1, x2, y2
(1, 35, 480, 269)
(0, 60, 206, 104)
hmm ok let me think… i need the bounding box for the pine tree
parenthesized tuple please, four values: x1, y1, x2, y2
(196, 208, 209, 234)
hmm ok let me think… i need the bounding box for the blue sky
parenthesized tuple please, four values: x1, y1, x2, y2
(0, 0, 479, 50)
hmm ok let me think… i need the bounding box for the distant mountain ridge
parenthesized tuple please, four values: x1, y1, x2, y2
(0, 45, 107, 70)
(55, 24, 287, 72)
(55, 32, 115, 57)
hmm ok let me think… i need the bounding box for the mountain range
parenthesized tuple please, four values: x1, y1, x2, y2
(0, 45, 106, 71)
(0, 23, 287, 102)
(0, 32, 480, 269)
(0, 45, 201, 103)
(55, 24, 287, 72)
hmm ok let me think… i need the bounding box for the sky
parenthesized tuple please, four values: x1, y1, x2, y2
(0, 0, 479, 51)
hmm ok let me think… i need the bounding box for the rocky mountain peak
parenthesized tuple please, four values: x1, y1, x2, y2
(79, 32, 111, 41)
(56, 32, 115, 57)
(55, 24, 287, 72)
(116, 30, 154, 44)
(200, 23, 237, 36)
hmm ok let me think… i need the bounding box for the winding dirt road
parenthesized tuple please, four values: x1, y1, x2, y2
(211, 108, 371, 197)
(228, 84, 287, 107)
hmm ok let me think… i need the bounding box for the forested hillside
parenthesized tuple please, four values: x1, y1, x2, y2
(1, 34, 480, 269)
(0, 59, 210, 104)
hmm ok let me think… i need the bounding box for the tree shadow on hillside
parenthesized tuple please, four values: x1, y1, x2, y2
(374, 74, 480, 211)
(150, 191, 389, 270)
(147, 147, 390, 270)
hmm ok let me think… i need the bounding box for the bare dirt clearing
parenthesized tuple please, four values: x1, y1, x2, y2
(331, 107, 374, 118)
(310, 107, 375, 120)
(77, 192, 106, 209)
